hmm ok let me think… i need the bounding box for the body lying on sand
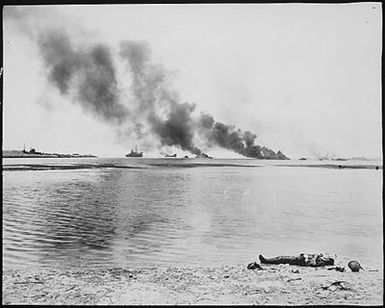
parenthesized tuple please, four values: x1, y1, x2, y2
(3, 253, 381, 305)
(259, 253, 335, 267)
(251, 254, 364, 273)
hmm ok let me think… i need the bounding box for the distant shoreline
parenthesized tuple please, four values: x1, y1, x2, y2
(2, 161, 382, 172)
(279, 164, 382, 170)
(2, 150, 97, 159)
(3, 155, 97, 158)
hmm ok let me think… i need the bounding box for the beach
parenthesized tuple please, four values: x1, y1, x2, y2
(2, 261, 383, 305)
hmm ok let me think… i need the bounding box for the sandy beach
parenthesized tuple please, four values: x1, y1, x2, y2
(2, 261, 383, 305)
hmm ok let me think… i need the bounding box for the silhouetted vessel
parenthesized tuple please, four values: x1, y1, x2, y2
(165, 153, 177, 158)
(195, 152, 213, 159)
(126, 146, 143, 158)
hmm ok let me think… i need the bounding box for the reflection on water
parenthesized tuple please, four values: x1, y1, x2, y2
(2, 159, 383, 270)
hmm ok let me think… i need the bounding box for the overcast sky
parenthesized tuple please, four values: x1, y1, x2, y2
(3, 3, 382, 158)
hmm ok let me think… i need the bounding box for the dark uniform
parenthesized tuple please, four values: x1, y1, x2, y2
(259, 253, 334, 267)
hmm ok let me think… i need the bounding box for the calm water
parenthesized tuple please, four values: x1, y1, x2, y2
(2, 158, 383, 270)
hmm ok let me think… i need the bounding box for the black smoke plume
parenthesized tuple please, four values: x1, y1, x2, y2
(38, 29, 129, 125)
(119, 41, 201, 155)
(198, 114, 288, 159)
(34, 27, 288, 159)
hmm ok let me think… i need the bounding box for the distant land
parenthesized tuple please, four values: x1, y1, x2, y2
(3, 148, 97, 158)
(298, 156, 381, 162)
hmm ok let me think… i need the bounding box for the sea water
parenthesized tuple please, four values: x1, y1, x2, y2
(2, 158, 383, 270)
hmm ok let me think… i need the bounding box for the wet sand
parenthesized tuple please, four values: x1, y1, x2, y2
(2, 263, 383, 305)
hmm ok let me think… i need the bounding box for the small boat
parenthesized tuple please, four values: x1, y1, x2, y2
(126, 146, 143, 158)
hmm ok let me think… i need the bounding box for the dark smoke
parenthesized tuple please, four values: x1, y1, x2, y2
(119, 41, 201, 155)
(198, 113, 288, 159)
(38, 29, 129, 125)
(35, 28, 287, 159)
(151, 102, 202, 155)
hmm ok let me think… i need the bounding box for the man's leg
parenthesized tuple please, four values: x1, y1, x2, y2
(259, 254, 304, 266)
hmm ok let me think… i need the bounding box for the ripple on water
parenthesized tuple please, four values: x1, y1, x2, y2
(2, 160, 383, 270)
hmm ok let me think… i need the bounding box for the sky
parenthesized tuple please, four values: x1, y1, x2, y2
(3, 3, 382, 158)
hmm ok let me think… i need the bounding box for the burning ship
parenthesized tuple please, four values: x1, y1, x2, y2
(33, 30, 290, 162)
(125, 146, 143, 158)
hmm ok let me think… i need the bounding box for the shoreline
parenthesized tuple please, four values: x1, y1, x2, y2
(2, 150, 97, 159)
(2, 155, 97, 159)
(2, 263, 383, 305)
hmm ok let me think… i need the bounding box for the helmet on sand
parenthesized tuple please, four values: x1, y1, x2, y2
(348, 260, 363, 272)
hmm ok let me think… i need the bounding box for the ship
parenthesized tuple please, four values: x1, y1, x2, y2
(125, 146, 143, 158)
(165, 153, 177, 158)
(195, 152, 213, 159)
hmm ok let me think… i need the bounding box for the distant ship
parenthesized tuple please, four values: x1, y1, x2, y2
(165, 153, 177, 158)
(195, 153, 213, 159)
(125, 146, 143, 158)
